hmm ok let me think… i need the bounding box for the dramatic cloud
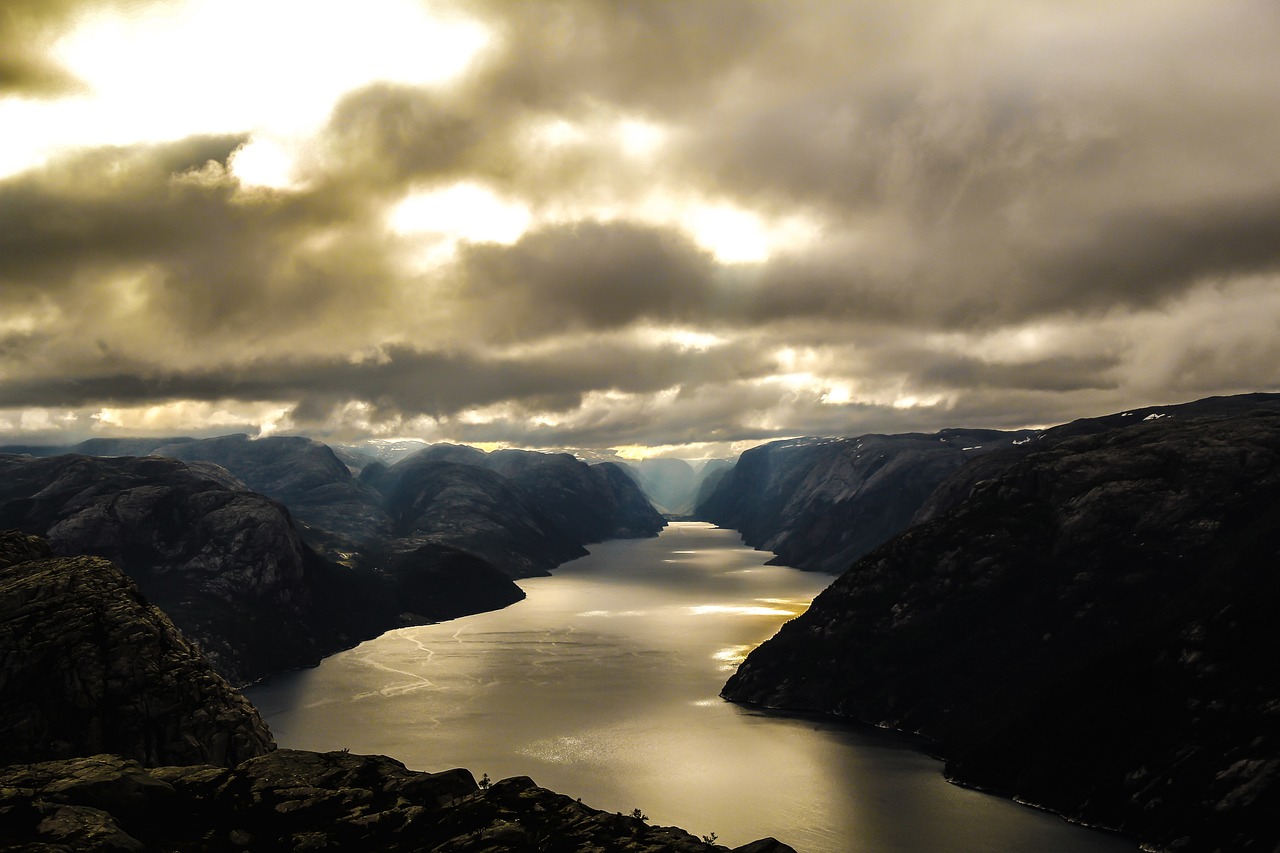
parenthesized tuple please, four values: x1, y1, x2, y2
(1, 0, 1279, 455)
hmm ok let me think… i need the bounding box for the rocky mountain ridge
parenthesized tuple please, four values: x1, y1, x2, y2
(0, 437, 663, 685)
(722, 407, 1280, 852)
(697, 428, 1035, 572)
(0, 531, 274, 767)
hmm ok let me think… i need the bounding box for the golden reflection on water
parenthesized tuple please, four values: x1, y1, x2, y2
(687, 604, 798, 617)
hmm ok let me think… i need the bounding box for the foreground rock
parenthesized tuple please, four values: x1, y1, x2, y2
(723, 411, 1280, 852)
(697, 429, 1032, 572)
(0, 531, 274, 767)
(0, 750, 795, 853)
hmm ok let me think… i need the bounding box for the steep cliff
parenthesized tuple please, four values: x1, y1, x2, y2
(0, 454, 520, 685)
(0, 531, 274, 767)
(697, 429, 1031, 572)
(723, 411, 1280, 852)
(482, 449, 664, 541)
(360, 455, 586, 579)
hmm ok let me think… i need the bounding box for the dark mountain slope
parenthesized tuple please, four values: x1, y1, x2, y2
(697, 429, 1031, 572)
(915, 391, 1280, 524)
(154, 433, 394, 552)
(591, 460, 668, 536)
(0, 454, 520, 684)
(0, 530, 274, 767)
(482, 449, 665, 541)
(360, 454, 586, 578)
(723, 411, 1280, 852)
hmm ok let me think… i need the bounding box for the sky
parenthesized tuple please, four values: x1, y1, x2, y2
(2, 0, 1279, 458)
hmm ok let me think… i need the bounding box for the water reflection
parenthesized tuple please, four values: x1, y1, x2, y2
(247, 523, 1133, 853)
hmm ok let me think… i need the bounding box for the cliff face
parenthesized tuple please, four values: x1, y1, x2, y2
(0, 454, 333, 684)
(0, 454, 522, 685)
(482, 449, 664, 541)
(723, 412, 1280, 852)
(361, 455, 587, 579)
(0, 531, 274, 767)
(697, 429, 1031, 572)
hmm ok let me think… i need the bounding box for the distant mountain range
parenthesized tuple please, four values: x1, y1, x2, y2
(0, 436, 663, 685)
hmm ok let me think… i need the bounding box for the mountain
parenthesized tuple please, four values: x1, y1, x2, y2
(360, 454, 588, 579)
(0, 453, 522, 685)
(722, 409, 1280, 852)
(697, 429, 1034, 572)
(0, 531, 794, 853)
(0, 530, 274, 767)
(0, 435, 664, 682)
(635, 458, 697, 514)
(153, 433, 395, 552)
(482, 449, 665, 541)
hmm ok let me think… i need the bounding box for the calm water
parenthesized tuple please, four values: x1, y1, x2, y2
(247, 522, 1133, 853)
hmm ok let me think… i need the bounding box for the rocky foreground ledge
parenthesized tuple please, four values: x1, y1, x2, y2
(0, 750, 794, 852)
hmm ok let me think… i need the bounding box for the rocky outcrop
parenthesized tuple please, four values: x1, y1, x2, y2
(0, 453, 334, 683)
(0, 531, 274, 767)
(0, 751, 793, 852)
(723, 411, 1280, 852)
(697, 429, 1032, 572)
(0, 454, 522, 685)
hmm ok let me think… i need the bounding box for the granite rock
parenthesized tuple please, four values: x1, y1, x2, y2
(0, 532, 274, 767)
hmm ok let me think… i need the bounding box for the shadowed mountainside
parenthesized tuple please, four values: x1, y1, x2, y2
(0, 530, 274, 767)
(722, 409, 1280, 852)
(696, 429, 1033, 572)
(0, 454, 522, 685)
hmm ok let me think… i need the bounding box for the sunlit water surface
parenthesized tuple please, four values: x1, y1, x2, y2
(247, 522, 1133, 852)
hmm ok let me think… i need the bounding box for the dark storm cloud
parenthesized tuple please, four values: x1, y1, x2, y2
(459, 221, 719, 336)
(0, 135, 248, 280)
(0, 134, 408, 358)
(1027, 195, 1280, 314)
(0, 340, 778, 418)
(916, 354, 1120, 394)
